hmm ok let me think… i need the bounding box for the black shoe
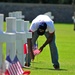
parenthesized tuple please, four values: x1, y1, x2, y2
(53, 65, 60, 70)
(23, 63, 30, 68)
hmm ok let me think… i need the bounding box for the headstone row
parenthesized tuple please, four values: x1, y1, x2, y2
(8, 11, 25, 19)
(0, 13, 32, 69)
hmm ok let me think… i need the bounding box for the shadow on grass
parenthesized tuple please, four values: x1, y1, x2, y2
(30, 67, 67, 71)
(30, 62, 67, 71)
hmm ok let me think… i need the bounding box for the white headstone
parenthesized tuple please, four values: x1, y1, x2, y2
(8, 12, 13, 17)
(6, 17, 16, 33)
(0, 14, 4, 33)
(16, 19, 24, 32)
(0, 14, 4, 68)
(16, 19, 27, 66)
(24, 21, 30, 32)
(9, 11, 25, 19)
(5, 17, 16, 60)
(44, 12, 54, 20)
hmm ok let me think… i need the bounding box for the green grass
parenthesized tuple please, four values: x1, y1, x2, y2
(3, 23, 75, 75)
(25, 23, 75, 75)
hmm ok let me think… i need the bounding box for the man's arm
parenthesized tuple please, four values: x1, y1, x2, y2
(27, 38, 34, 60)
(27, 30, 35, 60)
(39, 32, 54, 52)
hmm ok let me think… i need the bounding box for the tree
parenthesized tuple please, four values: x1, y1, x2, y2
(0, 0, 73, 4)
(58, 0, 72, 4)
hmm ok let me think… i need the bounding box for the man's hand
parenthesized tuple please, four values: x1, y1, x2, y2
(39, 46, 44, 52)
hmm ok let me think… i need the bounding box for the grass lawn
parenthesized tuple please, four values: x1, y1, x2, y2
(24, 23, 75, 75)
(3, 23, 75, 75)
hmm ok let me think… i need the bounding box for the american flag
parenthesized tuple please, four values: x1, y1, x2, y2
(5, 55, 13, 75)
(12, 55, 24, 75)
(5, 55, 23, 75)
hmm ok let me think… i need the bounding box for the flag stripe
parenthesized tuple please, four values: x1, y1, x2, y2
(8, 65, 14, 75)
(15, 63, 20, 75)
(16, 66, 21, 75)
(11, 64, 16, 75)
(8, 65, 13, 75)
(9, 64, 16, 75)
(13, 55, 24, 75)
(15, 62, 22, 75)
(5, 55, 24, 75)
(12, 64, 17, 75)
(17, 62, 23, 74)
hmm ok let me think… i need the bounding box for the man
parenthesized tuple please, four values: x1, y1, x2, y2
(25, 15, 60, 69)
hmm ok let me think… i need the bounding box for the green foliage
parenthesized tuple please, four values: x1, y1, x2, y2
(58, 0, 72, 4)
(0, 0, 73, 4)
